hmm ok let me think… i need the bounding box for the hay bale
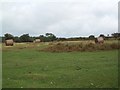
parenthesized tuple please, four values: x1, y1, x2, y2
(34, 39, 41, 43)
(5, 39, 14, 46)
(95, 37, 104, 44)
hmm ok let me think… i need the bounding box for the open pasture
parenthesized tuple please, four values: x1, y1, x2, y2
(2, 40, 119, 88)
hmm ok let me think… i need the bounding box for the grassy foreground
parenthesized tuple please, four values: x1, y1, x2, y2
(2, 42, 118, 88)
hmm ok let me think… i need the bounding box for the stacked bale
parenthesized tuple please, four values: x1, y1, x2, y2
(5, 39, 14, 46)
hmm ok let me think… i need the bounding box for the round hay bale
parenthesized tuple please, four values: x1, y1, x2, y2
(95, 37, 104, 44)
(34, 39, 41, 43)
(5, 39, 14, 46)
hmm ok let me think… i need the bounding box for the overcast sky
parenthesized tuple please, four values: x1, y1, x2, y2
(0, 0, 119, 37)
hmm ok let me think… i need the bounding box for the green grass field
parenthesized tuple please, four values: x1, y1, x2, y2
(2, 42, 118, 88)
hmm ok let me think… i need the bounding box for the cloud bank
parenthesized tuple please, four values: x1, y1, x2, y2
(1, 0, 119, 37)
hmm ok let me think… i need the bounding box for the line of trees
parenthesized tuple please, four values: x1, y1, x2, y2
(0, 32, 120, 43)
(1, 33, 57, 43)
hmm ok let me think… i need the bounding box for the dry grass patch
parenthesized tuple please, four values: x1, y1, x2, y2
(42, 41, 120, 52)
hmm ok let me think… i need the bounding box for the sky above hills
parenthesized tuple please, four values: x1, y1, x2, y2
(0, 0, 119, 37)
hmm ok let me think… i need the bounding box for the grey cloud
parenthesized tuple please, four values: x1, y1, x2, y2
(1, 0, 118, 37)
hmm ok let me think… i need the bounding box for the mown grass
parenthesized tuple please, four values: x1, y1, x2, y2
(2, 41, 118, 88)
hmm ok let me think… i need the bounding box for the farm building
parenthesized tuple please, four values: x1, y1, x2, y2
(34, 39, 41, 43)
(5, 39, 14, 46)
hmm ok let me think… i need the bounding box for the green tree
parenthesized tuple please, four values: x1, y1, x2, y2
(111, 33, 120, 38)
(14, 36, 21, 43)
(20, 34, 33, 42)
(39, 35, 45, 42)
(89, 35, 95, 40)
(4, 33, 14, 40)
(99, 34, 105, 38)
(45, 33, 57, 41)
(0, 37, 2, 43)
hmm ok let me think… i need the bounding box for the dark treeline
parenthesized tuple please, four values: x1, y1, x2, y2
(1, 33, 57, 43)
(0, 32, 120, 43)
